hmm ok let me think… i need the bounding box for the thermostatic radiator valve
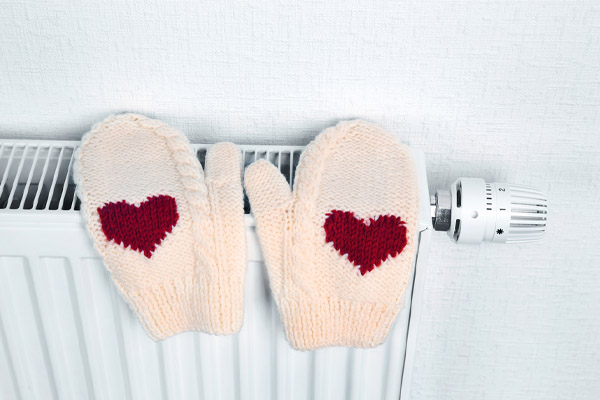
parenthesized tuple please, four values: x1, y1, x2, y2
(431, 178, 548, 244)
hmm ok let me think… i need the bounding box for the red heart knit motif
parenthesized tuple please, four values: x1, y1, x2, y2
(324, 210, 408, 275)
(97, 195, 179, 258)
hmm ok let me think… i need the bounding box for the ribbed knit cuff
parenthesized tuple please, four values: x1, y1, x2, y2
(127, 275, 244, 340)
(278, 297, 400, 350)
(127, 276, 203, 340)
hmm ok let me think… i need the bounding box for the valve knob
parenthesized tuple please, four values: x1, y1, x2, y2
(431, 178, 548, 244)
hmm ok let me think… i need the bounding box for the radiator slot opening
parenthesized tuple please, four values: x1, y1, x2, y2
(0, 143, 302, 214)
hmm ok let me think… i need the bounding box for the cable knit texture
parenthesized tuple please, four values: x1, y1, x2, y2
(73, 114, 246, 340)
(244, 120, 419, 350)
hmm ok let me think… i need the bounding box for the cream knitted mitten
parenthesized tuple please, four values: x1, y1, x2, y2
(74, 114, 246, 340)
(244, 120, 419, 350)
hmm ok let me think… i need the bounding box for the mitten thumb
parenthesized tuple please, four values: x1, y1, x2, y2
(244, 159, 292, 295)
(204, 142, 246, 272)
(202, 142, 246, 333)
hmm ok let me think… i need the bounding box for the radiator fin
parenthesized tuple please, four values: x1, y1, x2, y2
(0, 143, 302, 213)
(0, 253, 410, 400)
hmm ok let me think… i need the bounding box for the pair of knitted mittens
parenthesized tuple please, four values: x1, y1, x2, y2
(74, 114, 246, 340)
(245, 120, 419, 350)
(74, 115, 418, 349)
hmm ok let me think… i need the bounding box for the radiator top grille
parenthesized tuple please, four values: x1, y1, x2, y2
(0, 141, 303, 212)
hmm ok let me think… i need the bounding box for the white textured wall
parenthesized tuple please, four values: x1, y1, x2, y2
(1, 1, 599, 399)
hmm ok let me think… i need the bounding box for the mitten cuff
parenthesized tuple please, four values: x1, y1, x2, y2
(127, 276, 204, 340)
(127, 275, 244, 340)
(279, 297, 400, 350)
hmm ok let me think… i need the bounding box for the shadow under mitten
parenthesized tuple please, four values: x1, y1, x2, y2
(244, 120, 419, 350)
(74, 114, 246, 340)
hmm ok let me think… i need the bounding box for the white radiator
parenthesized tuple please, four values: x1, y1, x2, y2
(0, 141, 432, 400)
